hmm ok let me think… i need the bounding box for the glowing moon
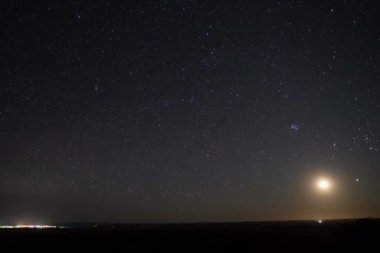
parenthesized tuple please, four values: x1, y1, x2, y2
(318, 179, 330, 190)
(315, 178, 332, 192)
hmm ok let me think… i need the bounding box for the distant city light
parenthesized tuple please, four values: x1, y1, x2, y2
(0, 225, 65, 229)
(318, 220, 323, 224)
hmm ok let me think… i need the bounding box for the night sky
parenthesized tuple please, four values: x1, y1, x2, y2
(1, 0, 380, 224)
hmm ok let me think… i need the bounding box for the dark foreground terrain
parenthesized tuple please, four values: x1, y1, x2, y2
(1, 219, 379, 252)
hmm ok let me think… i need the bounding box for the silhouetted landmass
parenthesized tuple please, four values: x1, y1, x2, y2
(1, 219, 379, 251)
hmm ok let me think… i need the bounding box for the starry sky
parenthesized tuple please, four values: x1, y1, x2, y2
(1, 0, 380, 223)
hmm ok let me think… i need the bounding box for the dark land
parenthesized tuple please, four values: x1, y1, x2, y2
(1, 218, 379, 251)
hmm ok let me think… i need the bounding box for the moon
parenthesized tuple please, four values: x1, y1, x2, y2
(316, 178, 332, 192)
(318, 179, 330, 190)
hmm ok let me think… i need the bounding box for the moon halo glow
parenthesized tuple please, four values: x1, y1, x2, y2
(315, 178, 333, 193)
